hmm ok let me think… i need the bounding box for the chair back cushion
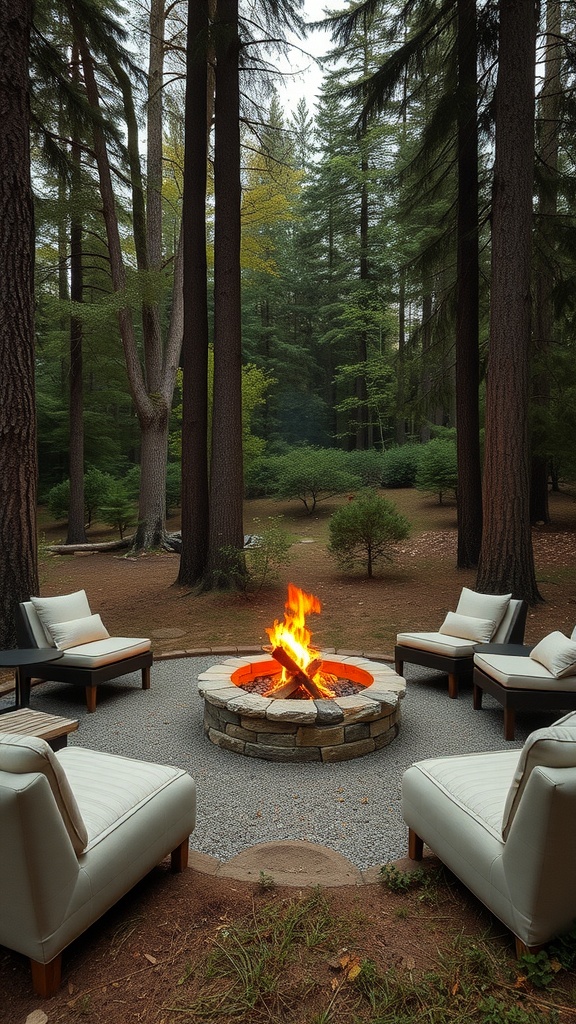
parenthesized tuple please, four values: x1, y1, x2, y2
(502, 723, 576, 839)
(439, 611, 496, 643)
(30, 590, 92, 647)
(529, 631, 576, 679)
(455, 588, 511, 640)
(0, 733, 88, 854)
(48, 613, 110, 651)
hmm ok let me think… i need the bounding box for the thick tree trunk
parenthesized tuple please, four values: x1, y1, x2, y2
(0, 0, 39, 648)
(207, 0, 246, 586)
(178, 0, 211, 586)
(476, 0, 540, 603)
(132, 419, 169, 549)
(455, 0, 482, 567)
(531, 0, 561, 525)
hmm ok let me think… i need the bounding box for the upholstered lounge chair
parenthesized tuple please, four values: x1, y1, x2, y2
(395, 588, 527, 698)
(402, 712, 576, 954)
(473, 627, 576, 739)
(0, 732, 196, 996)
(16, 589, 152, 712)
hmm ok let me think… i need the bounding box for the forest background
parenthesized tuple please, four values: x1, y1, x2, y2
(1, 0, 575, 647)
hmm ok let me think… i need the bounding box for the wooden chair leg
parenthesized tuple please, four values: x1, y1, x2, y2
(142, 665, 151, 690)
(408, 828, 424, 861)
(448, 673, 458, 699)
(30, 954, 62, 998)
(85, 685, 97, 713)
(472, 683, 483, 710)
(394, 657, 403, 676)
(504, 708, 516, 740)
(515, 936, 543, 958)
(171, 837, 189, 872)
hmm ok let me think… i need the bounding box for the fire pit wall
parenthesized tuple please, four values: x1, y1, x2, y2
(198, 654, 406, 763)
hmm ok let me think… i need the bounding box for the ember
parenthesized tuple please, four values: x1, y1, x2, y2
(264, 583, 338, 699)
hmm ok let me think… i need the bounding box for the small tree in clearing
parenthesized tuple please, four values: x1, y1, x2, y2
(328, 490, 410, 578)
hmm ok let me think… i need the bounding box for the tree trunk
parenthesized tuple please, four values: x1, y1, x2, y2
(455, 0, 482, 567)
(67, 53, 87, 545)
(70, 11, 183, 553)
(0, 0, 39, 648)
(207, 0, 246, 586)
(476, 0, 540, 603)
(178, 0, 211, 586)
(531, 0, 560, 525)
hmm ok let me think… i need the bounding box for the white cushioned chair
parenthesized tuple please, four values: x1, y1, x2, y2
(0, 732, 196, 996)
(402, 712, 576, 954)
(395, 588, 527, 698)
(473, 626, 576, 739)
(15, 589, 153, 712)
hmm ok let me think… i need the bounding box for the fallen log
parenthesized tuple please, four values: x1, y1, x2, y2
(46, 537, 134, 554)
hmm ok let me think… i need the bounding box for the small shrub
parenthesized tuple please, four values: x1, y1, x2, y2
(46, 479, 70, 521)
(274, 447, 361, 514)
(344, 450, 385, 487)
(244, 454, 283, 498)
(245, 517, 292, 591)
(98, 480, 136, 539)
(415, 437, 457, 504)
(328, 489, 410, 578)
(381, 444, 421, 488)
(84, 467, 114, 526)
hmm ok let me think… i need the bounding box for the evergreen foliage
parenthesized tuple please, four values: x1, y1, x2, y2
(415, 435, 458, 504)
(273, 447, 362, 514)
(328, 489, 410, 578)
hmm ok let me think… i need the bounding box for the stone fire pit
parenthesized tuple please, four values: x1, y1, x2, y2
(198, 653, 406, 763)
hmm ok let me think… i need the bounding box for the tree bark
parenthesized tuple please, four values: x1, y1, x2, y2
(455, 0, 482, 567)
(67, 47, 87, 545)
(69, 10, 183, 552)
(476, 0, 540, 602)
(531, 0, 561, 525)
(178, 0, 211, 586)
(0, 0, 39, 648)
(206, 0, 246, 586)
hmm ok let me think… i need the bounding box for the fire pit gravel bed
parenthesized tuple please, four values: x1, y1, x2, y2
(198, 653, 406, 763)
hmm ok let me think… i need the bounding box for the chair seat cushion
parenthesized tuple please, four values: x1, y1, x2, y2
(397, 631, 478, 658)
(407, 749, 519, 840)
(57, 746, 191, 851)
(58, 637, 151, 668)
(475, 652, 576, 691)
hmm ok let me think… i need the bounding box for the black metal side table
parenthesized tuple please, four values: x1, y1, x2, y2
(0, 650, 63, 712)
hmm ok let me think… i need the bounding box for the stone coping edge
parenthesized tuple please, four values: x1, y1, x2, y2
(0, 647, 394, 697)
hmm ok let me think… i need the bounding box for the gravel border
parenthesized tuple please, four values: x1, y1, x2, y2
(0, 655, 552, 870)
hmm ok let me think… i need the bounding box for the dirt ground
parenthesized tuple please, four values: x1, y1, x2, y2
(2, 488, 576, 1022)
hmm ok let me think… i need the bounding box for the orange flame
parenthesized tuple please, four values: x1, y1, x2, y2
(265, 583, 322, 678)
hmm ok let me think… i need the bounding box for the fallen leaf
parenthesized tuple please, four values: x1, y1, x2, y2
(144, 953, 158, 965)
(347, 963, 362, 982)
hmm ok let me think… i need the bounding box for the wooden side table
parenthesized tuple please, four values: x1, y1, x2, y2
(0, 708, 79, 751)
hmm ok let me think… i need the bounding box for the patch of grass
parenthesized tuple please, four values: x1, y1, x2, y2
(164, 891, 569, 1024)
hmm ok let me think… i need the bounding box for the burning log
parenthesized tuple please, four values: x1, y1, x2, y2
(265, 646, 335, 700)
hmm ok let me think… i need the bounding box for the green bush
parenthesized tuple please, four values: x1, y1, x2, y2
(328, 489, 410, 577)
(344, 450, 385, 487)
(274, 447, 361, 514)
(244, 517, 292, 590)
(415, 438, 458, 504)
(46, 480, 70, 521)
(98, 480, 136, 539)
(381, 444, 421, 488)
(244, 455, 283, 498)
(46, 468, 114, 526)
(84, 468, 114, 526)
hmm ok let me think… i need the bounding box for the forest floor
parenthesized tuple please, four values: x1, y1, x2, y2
(2, 487, 576, 1023)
